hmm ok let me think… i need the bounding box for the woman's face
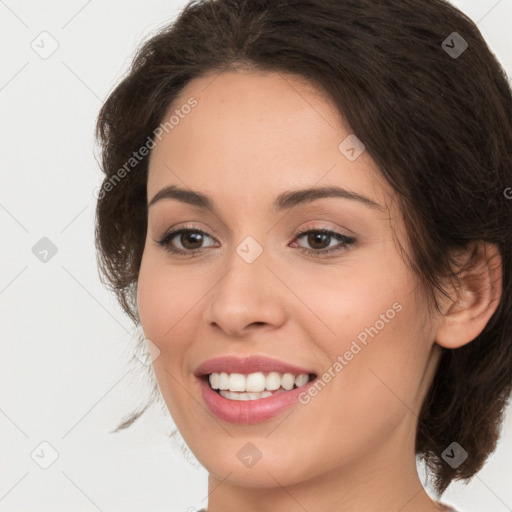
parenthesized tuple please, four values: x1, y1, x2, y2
(137, 70, 443, 488)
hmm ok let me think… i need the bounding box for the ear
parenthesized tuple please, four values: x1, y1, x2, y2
(435, 241, 502, 349)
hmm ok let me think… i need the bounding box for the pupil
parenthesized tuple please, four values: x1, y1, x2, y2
(309, 232, 328, 249)
(182, 232, 203, 249)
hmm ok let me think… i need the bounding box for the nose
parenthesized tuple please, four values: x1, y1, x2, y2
(204, 248, 287, 338)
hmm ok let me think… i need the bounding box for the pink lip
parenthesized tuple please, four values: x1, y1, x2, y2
(194, 355, 315, 376)
(197, 375, 316, 424)
(194, 355, 317, 424)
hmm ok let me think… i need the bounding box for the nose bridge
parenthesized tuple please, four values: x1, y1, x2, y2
(216, 233, 272, 309)
(205, 233, 286, 335)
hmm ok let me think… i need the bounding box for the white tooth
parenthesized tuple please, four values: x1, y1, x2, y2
(246, 372, 266, 392)
(209, 373, 220, 389)
(281, 373, 295, 390)
(220, 390, 275, 401)
(218, 372, 230, 390)
(266, 372, 282, 390)
(229, 373, 246, 392)
(213, 371, 311, 393)
(220, 390, 240, 400)
(222, 390, 249, 400)
(219, 389, 282, 401)
(295, 374, 309, 388)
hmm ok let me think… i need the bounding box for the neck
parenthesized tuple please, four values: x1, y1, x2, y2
(204, 415, 443, 512)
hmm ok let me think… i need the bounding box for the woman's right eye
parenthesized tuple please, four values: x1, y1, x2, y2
(155, 227, 217, 256)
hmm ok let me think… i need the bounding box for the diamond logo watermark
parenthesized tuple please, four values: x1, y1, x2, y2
(32, 237, 58, 263)
(237, 442, 263, 468)
(441, 441, 468, 469)
(31, 441, 59, 469)
(236, 236, 263, 264)
(30, 31, 59, 60)
(134, 338, 161, 366)
(442, 32, 468, 59)
(338, 134, 365, 161)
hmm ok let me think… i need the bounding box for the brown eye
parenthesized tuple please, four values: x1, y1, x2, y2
(305, 232, 331, 250)
(178, 231, 204, 250)
(156, 228, 217, 255)
(293, 228, 356, 258)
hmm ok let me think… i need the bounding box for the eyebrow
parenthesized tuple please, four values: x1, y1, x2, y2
(148, 184, 384, 212)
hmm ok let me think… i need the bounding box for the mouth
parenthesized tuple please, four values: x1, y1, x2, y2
(194, 355, 319, 423)
(201, 371, 318, 401)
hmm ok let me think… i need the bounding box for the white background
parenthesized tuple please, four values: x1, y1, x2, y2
(1, 1, 511, 511)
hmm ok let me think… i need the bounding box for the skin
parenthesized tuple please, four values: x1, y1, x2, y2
(136, 69, 502, 512)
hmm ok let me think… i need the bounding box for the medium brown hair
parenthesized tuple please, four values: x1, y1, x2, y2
(94, 0, 512, 495)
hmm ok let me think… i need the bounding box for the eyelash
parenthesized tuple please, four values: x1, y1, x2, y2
(155, 224, 356, 258)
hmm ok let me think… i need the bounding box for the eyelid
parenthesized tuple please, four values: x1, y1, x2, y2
(158, 218, 354, 237)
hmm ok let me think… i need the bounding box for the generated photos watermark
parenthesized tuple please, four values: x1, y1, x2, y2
(298, 301, 403, 404)
(94, 97, 198, 200)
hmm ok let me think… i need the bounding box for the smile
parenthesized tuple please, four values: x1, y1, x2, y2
(207, 371, 315, 400)
(194, 355, 319, 423)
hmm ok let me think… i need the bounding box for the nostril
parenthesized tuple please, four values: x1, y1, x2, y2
(249, 322, 266, 328)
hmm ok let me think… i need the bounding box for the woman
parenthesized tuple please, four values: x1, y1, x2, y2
(94, 0, 512, 510)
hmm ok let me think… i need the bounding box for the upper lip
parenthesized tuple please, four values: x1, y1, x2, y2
(194, 355, 316, 377)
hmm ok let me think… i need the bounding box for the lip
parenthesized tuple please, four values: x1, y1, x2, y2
(194, 355, 315, 376)
(197, 374, 317, 424)
(194, 355, 318, 424)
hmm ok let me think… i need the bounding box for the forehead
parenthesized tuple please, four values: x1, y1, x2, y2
(147, 70, 391, 210)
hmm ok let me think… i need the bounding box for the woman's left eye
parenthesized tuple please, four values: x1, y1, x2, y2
(293, 228, 356, 257)
(155, 226, 355, 258)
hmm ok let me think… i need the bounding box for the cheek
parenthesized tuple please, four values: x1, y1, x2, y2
(136, 252, 212, 378)
(326, 287, 433, 424)
(304, 259, 430, 398)
(136, 254, 188, 349)
(136, 258, 194, 413)
(286, 256, 407, 344)
(136, 258, 165, 337)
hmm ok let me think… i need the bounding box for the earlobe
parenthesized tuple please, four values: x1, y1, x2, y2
(435, 242, 502, 350)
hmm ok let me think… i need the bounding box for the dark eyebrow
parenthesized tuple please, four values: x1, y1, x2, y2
(148, 184, 384, 212)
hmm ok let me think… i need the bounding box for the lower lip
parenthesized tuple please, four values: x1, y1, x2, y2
(197, 376, 315, 424)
